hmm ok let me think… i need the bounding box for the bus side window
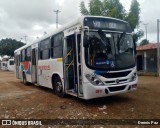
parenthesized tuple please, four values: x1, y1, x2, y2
(21, 49, 26, 62)
(39, 51, 42, 60)
(26, 47, 31, 61)
(51, 36, 54, 58)
(77, 34, 81, 63)
(51, 32, 63, 59)
(39, 38, 51, 60)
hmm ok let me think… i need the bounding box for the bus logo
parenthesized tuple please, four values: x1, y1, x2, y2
(115, 79, 120, 84)
(110, 61, 115, 68)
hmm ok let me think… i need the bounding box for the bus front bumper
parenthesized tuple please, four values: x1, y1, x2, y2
(82, 81, 137, 100)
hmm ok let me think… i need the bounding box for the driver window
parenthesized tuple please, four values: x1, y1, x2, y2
(119, 35, 133, 53)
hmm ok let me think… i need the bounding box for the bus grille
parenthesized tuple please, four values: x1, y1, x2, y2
(108, 85, 126, 92)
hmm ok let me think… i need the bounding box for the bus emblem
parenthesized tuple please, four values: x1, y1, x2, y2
(110, 61, 115, 68)
(115, 79, 119, 84)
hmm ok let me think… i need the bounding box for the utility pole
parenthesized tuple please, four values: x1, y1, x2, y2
(143, 23, 148, 40)
(157, 19, 160, 76)
(54, 10, 61, 29)
(24, 35, 27, 44)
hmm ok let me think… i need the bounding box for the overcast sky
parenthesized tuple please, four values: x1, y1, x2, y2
(0, 0, 159, 43)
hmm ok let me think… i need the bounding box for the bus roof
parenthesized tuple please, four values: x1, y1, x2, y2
(14, 15, 129, 53)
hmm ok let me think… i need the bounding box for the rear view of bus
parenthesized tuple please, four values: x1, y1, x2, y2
(7, 59, 14, 72)
(81, 16, 137, 99)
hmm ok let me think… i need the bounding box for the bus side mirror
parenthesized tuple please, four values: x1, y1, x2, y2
(133, 41, 137, 54)
(83, 36, 89, 47)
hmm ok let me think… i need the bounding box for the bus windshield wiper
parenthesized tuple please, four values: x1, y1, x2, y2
(98, 30, 111, 47)
(118, 32, 126, 45)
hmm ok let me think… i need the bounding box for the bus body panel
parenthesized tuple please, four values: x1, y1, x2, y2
(37, 59, 63, 89)
(64, 24, 81, 37)
(21, 61, 32, 82)
(82, 67, 137, 99)
(83, 80, 137, 100)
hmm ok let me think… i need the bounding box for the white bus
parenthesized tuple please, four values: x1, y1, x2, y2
(14, 16, 137, 99)
(1, 61, 8, 71)
(7, 59, 15, 71)
(1, 56, 9, 71)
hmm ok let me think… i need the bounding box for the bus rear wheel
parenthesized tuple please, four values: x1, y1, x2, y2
(54, 77, 65, 97)
(22, 72, 28, 85)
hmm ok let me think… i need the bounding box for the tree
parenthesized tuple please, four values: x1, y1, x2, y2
(103, 0, 126, 19)
(125, 0, 140, 31)
(126, 0, 142, 43)
(80, 0, 126, 18)
(80, 1, 89, 15)
(140, 39, 149, 46)
(89, 0, 103, 16)
(133, 30, 144, 44)
(0, 38, 25, 57)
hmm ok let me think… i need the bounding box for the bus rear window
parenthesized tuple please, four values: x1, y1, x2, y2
(10, 61, 14, 65)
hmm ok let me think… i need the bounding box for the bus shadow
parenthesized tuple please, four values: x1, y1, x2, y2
(26, 83, 133, 106)
(66, 94, 133, 107)
(27, 83, 54, 93)
(88, 96, 131, 105)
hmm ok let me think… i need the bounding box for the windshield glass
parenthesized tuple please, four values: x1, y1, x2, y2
(84, 31, 135, 70)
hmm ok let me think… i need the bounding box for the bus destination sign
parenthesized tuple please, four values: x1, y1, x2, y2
(84, 17, 131, 32)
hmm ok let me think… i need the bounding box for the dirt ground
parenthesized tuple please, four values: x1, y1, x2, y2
(0, 70, 160, 128)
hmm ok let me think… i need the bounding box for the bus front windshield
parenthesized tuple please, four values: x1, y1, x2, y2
(84, 31, 135, 70)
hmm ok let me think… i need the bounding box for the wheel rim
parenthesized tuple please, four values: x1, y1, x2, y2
(23, 74, 26, 84)
(24, 77, 26, 83)
(56, 82, 62, 93)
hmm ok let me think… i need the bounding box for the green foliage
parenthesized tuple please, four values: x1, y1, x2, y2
(89, 0, 103, 16)
(126, 0, 140, 31)
(0, 38, 25, 57)
(103, 0, 126, 19)
(80, 1, 89, 15)
(133, 30, 144, 43)
(140, 39, 149, 46)
(80, 0, 126, 19)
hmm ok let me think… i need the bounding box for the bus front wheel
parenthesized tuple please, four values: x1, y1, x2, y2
(54, 77, 65, 97)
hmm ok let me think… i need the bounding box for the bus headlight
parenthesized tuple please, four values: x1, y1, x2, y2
(85, 74, 104, 86)
(129, 73, 137, 82)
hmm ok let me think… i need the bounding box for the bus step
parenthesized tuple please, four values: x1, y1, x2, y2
(66, 90, 84, 98)
(66, 92, 77, 97)
(67, 89, 76, 93)
(34, 83, 39, 86)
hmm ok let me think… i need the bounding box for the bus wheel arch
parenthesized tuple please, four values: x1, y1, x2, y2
(52, 74, 65, 97)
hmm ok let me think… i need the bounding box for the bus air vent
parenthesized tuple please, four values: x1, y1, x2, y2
(98, 71, 131, 78)
(108, 85, 126, 92)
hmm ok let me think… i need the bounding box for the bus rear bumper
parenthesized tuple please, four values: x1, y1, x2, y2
(82, 81, 137, 100)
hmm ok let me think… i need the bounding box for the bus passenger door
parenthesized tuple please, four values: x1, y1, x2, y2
(31, 48, 38, 83)
(63, 33, 83, 97)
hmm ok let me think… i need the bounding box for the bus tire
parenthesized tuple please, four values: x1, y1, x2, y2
(22, 72, 28, 85)
(54, 77, 65, 97)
